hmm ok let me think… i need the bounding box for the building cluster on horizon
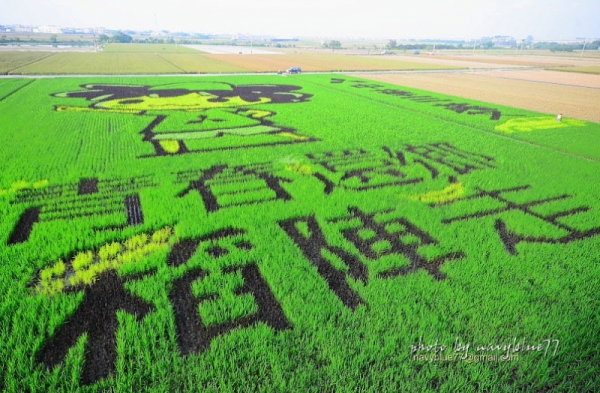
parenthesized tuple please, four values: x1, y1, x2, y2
(479, 35, 518, 47)
(1, 24, 107, 35)
(0, 24, 597, 44)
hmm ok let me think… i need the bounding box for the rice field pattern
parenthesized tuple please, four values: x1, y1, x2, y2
(1, 74, 599, 392)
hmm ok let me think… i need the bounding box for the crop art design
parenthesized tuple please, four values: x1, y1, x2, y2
(7, 176, 155, 245)
(434, 185, 600, 255)
(175, 163, 293, 213)
(350, 81, 503, 120)
(166, 229, 291, 356)
(169, 142, 495, 215)
(53, 82, 318, 156)
(34, 227, 290, 386)
(6, 74, 600, 392)
(279, 207, 465, 310)
(494, 116, 587, 133)
(306, 142, 495, 194)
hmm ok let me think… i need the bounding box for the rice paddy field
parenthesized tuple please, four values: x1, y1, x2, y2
(0, 52, 54, 74)
(6, 53, 185, 75)
(0, 72, 599, 392)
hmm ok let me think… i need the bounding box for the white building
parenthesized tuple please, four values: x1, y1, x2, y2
(35, 26, 63, 34)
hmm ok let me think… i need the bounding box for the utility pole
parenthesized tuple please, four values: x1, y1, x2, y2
(580, 39, 587, 58)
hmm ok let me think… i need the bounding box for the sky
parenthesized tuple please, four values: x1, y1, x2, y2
(1, 0, 599, 40)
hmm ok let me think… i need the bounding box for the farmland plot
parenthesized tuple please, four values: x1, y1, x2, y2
(359, 71, 600, 124)
(8, 53, 183, 75)
(0, 51, 54, 74)
(159, 54, 250, 73)
(0, 74, 599, 392)
(105, 43, 202, 54)
(207, 53, 457, 72)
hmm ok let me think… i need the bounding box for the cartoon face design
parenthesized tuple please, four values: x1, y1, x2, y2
(53, 82, 317, 156)
(94, 93, 272, 112)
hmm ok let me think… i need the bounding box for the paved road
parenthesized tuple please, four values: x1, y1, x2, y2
(0, 67, 545, 79)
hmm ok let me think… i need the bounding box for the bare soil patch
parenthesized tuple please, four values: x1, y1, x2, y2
(363, 54, 521, 69)
(363, 52, 600, 70)
(477, 70, 600, 89)
(356, 70, 600, 123)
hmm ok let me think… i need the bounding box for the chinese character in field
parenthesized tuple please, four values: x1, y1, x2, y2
(436, 185, 600, 254)
(166, 229, 291, 355)
(305, 143, 495, 194)
(403, 142, 495, 175)
(331, 207, 464, 280)
(434, 102, 501, 120)
(36, 270, 155, 386)
(7, 176, 156, 245)
(278, 214, 367, 310)
(349, 81, 502, 120)
(175, 162, 293, 213)
(168, 264, 291, 355)
(53, 82, 317, 156)
(35, 227, 290, 385)
(278, 207, 464, 309)
(306, 148, 422, 193)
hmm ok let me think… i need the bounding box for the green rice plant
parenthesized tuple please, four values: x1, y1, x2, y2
(124, 233, 148, 251)
(98, 242, 122, 260)
(2, 74, 599, 393)
(0, 179, 49, 196)
(72, 251, 93, 271)
(285, 161, 313, 175)
(34, 227, 174, 296)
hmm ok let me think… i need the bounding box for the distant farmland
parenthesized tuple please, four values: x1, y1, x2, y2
(1, 50, 459, 75)
(205, 52, 456, 72)
(359, 70, 600, 123)
(0, 51, 54, 74)
(104, 43, 203, 54)
(1, 74, 599, 392)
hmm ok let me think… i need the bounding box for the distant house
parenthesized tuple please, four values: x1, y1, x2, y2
(14, 26, 33, 33)
(271, 38, 299, 43)
(36, 26, 63, 34)
(480, 35, 517, 48)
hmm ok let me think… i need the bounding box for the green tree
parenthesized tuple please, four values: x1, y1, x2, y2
(50, 34, 58, 43)
(322, 40, 341, 49)
(387, 39, 397, 50)
(525, 35, 534, 48)
(112, 31, 133, 43)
